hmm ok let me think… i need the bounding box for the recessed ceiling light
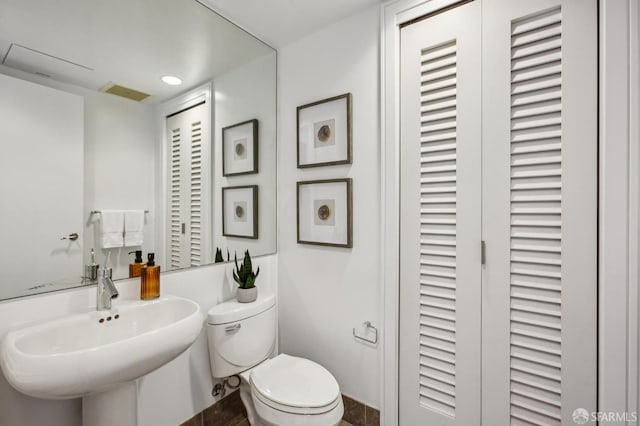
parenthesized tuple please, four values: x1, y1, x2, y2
(161, 75, 182, 86)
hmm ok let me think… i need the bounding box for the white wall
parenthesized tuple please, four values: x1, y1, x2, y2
(84, 91, 156, 280)
(0, 254, 277, 426)
(213, 52, 278, 259)
(277, 5, 382, 407)
(0, 65, 157, 282)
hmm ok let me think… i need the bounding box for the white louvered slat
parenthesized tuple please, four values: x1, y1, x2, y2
(190, 121, 202, 267)
(170, 128, 181, 270)
(509, 7, 562, 426)
(418, 39, 458, 418)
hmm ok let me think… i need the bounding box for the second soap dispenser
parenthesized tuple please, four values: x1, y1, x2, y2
(128, 250, 145, 278)
(140, 252, 160, 300)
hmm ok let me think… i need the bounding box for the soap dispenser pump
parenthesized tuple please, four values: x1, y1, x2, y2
(140, 253, 160, 300)
(128, 250, 145, 278)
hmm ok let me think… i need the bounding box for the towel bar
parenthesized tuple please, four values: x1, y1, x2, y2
(91, 210, 149, 215)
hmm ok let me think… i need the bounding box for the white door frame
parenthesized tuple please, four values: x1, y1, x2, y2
(381, 0, 640, 424)
(598, 0, 640, 418)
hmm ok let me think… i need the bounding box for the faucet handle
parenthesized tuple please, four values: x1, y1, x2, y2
(100, 267, 112, 279)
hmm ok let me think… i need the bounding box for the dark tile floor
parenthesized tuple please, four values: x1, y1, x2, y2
(180, 391, 378, 426)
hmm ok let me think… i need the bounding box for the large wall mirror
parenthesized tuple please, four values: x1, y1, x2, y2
(0, 0, 276, 301)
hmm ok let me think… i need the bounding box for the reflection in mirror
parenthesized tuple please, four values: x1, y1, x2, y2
(0, 0, 276, 301)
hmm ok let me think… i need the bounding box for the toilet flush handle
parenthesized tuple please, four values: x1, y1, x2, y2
(225, 323, 241, 334)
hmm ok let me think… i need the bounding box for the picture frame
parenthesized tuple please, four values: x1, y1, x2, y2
(297, 93, 352, 168)
(222, 185, 258, 239)
(222, 119, 258, 176)
(297, 178, 352, 248)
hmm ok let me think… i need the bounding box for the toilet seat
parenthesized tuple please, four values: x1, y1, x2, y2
(252, 383, 341, 415)
(248, 354, 341, 415)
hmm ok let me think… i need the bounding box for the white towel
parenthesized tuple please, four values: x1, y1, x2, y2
(100, 210, 124, 248)
(124, 210, 145, 247)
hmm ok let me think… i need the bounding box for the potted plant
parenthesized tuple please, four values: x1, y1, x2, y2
(214, 248, 224, 263)
(233, 250, 260, 303)
(215, 248, 231, 263)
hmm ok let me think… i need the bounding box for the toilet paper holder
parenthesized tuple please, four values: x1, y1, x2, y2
(353, 321, 378, 345)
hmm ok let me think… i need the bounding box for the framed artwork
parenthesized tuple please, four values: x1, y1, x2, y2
(223, 119, 258, 176)
(297, 178, 352, 248)
(222, 185, 258, 239)
(297, 93, 352, 168)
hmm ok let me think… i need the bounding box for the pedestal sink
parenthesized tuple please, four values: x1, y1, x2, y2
(0, 295, 203, 426)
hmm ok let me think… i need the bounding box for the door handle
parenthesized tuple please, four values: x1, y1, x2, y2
(61, 233, 79, 241)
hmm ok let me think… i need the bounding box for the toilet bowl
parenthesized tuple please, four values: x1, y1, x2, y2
(206, 295, 344, 426)
(239, 354, 344, 426)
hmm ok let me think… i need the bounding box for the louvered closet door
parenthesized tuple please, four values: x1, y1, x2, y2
(481, 0, 597, 424)
(166, 101, 210, 270)
(399, 2, 481, 424)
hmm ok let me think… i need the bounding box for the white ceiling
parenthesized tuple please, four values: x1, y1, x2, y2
(0, 0, 273, 103)
(199, 0, 386, 48)
(0, 0, 384, 102)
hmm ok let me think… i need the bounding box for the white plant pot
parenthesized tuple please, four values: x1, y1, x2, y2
(237, 286, 257, 303)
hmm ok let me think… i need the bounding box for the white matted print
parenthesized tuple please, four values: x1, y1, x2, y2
(223, 119, 258, 176)
(297, 93, 351, 168)
(297, 179, 352, 247)
(222, 185, 258, 239)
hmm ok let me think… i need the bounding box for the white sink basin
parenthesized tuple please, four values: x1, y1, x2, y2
(0, 295, 203, 399)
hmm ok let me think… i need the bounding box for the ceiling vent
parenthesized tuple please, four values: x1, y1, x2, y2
(102, 83, 151, 102)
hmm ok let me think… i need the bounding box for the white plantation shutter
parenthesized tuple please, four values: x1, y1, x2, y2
(165, 101, 211, 270)
(482, 0, 597, 424)
(509, 8, 564, 424)
(190, 120, 203, 267)
(418, 39, 459, 416)
(400, 0, 596, 425)
(400, 2, 482, 424)
(170, 127, 185, 270)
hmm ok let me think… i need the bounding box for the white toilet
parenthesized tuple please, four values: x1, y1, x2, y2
(206, 294, 344, 426)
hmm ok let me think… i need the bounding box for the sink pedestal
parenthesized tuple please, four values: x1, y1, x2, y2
(0, 296, 202, 424)
(83, 381, 137, 426)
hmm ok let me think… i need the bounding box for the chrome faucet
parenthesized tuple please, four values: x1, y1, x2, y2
(97, 267, 119, 310)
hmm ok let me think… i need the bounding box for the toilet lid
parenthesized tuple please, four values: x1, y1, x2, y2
(250, 354, 340, 409)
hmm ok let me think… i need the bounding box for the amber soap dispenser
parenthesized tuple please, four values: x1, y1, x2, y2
(128, 250, 145, 278)
(140, 253, 160, 300)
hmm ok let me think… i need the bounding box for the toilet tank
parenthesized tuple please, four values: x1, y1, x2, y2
(207, 294, 276, 378)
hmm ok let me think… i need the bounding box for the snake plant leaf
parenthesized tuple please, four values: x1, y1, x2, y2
(246, 275, 255, 289)
(237, 262, 243, 277)
(243, 250, 252, 276)
(233, 269, 242, 285)
(255, 266, 260, 278)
